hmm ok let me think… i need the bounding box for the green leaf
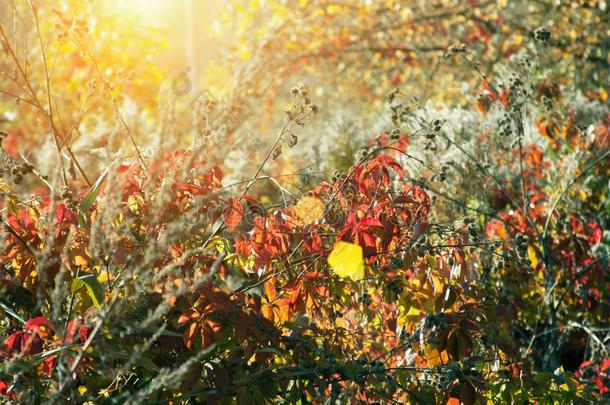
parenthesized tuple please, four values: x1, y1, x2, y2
(80, 167, 110, 212)
(283, 321, 302, 331)
(71, 274, 105, 308)
(0, 301, 26, 324)
(532, 372, 553, 387)
(256, 347, 285, 357)
(78, 164, 113, 229)
(103, 343, 160, 372)
(343, 361, 360, 380)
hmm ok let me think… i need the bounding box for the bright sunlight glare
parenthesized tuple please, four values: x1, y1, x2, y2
(116, 0, 171, 21)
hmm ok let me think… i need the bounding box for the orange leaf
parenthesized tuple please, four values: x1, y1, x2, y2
(223, 198, 244, 232)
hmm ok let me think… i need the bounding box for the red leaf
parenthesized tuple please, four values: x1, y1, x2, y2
(359, 217, 384, 230)
(240, 194, 259, 204)
(55, 203, 77, 227)
(201, 319, 222, 349)
(4, 331, 24, 354)
(178, 309, 200, 325)
(64, 318, 91, 344)
(482, 79, 498, 101)
(5, 330, 42, 355)
(25, 316, 54, 339)
(587, 220, 603, 245)
(224, 198, 244, 232)
(184, 322, 198, 349)
(0, 380, 16, 400)
(40, 355, 56, 376)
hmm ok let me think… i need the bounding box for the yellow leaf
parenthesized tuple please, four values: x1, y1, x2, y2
(328, 241, 364, 280)
(294, 196, 324, 225)
(528, 246, 538, 269)
(513, 34, 524, 46)
(74, 254, 90, 269)
(206, 236, 229, 254)
(127, 195, 143, 212)
(0, 179, 11, 193)
(579, 190, 588, 201)
(97, 272, 113, 283)
(327, 4, 343, 14)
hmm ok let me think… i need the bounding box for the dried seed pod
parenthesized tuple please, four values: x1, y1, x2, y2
(534, 27, 551, 42)
(272, 145, 282, 160)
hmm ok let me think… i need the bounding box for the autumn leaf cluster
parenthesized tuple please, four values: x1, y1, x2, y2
(0, 0, 609, 404)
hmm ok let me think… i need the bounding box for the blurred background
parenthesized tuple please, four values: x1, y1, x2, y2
(0, 0, 608, 189)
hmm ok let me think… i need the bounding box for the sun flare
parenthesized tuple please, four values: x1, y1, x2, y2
(117, 0, 171, 20)
(0, 0, 608, 402)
